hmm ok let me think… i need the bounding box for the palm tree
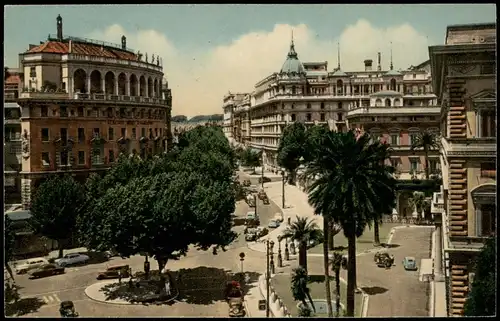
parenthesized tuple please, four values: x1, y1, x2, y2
(329, 222, 343, 251)
(303, 131, 397, 316)
(291, 266, 316, 313)
(322, 216, 334, 317)
(329, 251, 344, 317)
(282, 216, 323, 272)
(410, 130, 440, 180)
(408, 191, 429, 221)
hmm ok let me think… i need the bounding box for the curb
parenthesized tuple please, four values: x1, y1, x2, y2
(84, 279, 179, 306)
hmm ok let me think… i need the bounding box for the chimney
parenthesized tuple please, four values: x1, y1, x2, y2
(121, 35, 127, 50)
(56, 14, 63, 40)
(364, 59, 373, 72)
(69, 40, 72, 53)
(377, 52, 381, 71)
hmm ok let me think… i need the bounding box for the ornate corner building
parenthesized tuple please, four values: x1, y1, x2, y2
(15, 15, 173, 209)
(429, 23, 496, 316)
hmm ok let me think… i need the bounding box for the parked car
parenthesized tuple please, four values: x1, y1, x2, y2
(97, 264, 130, 280)
(245, 233, 257, 242)
(104, 250, 119, 259)
(402, 256, 418, 271)
(268, 219, 280, 229)
(29, 264, 65, 279)
(15, 258, 49, 274)
(274, 212, 284, 223)
(246, 212, 257, 221)
(55, 253, 90, 267)
(245, 195, 255, 207)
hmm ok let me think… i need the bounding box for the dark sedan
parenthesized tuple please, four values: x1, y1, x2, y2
(29, 264, 65, 279)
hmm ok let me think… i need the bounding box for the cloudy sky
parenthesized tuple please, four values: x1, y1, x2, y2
(4, 4, 495, 117)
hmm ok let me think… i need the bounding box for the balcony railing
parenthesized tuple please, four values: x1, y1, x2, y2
(61, 53, 162, 73)
(347, 106, 440, 117)
(19, 92, 169, 106)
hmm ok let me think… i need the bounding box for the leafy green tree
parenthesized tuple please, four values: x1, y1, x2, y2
(30, 175, 85, 258)
(240, 148, 261, 173)
(291, 266, 315, 313)
(277, 122, 308, 184)
(5, 216, 15, 280)
(329, 251, 344, 317)
(410, 130, 440, 180)
(282, 216, 323, 272)
(408, 191, 429, 222)
(303, 124, 329, 163)
(304, 131, 397, 316)
(464, 237, 496, 316)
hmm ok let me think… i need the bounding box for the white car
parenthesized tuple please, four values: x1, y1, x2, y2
(54, 253, 90, 267)
(15, 258, 49, 274)
(268, 219, 280, 229)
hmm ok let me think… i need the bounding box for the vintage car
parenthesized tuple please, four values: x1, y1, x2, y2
(97, 264, 130, 280)
(402, 256, 418, 271)
(55, 253, 90, 267)
(15, 257, 49, 274)
(268, 219, 280, 229)
(245, 195, 255, 207)
(225, 281, 245, 317)
(59, 301, 79, 317)
(374, 252, 395, 268)
(29, 264, 65, 279)
(245, 233, 257, 242)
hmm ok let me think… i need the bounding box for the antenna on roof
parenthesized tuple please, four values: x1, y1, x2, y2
(390, 41, 393, 71)
(291, 29, 294, 46)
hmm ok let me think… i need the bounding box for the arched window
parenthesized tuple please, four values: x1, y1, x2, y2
(375, 98, 382, 107)
(385, 98, 391, 107)
(390, 78, 396, 91)
(394, 98, 401, 106)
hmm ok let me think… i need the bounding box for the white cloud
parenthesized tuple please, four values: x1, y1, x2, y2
(87, 19, 430, 117)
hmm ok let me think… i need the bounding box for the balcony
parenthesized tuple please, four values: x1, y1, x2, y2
(347, 106, 440, 117)
(19, 91, 170, 106)
(441, 137, 496, 158)
(61, 53, 162, 73)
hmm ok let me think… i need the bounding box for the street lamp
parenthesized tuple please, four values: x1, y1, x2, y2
(284, 237, 290, 261)
(277, 236, 283, 268)
(239, 252, 245, 284)
(261, 151, 266, 188)
(270, 240, 275, 275)
(254, 193, 258, 216)
(281, 170, 285, 209)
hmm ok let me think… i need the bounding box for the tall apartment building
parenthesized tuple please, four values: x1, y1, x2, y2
(222, 92, 248, 144)
(224, 36, 441, 188)
(4, 68, 23, 206)
(232, 93, 251, 145)
(16, 15, 172, 209)
(429, 23, 496, 316)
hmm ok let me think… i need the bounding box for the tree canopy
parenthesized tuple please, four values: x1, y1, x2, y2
(239, 148, 261, 169)
(29, 175, 86, 258)
(78, 125, 237, 271)
(277, 122, 308, 184)
(464, 237, 496, 316)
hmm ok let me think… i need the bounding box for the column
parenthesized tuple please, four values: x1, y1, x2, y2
(435, 222, 444, 281)
(137, 81, 141, 97)
(114, 78, 119, 96)
(87, 76, 91, 94)
(126, 78, 130, 96)
(101, 76, 105, 94)
(145, 82, 149, 98)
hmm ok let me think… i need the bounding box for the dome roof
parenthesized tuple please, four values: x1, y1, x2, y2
(280, 40, 305, 76)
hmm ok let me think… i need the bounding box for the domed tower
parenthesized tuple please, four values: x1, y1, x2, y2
(279, 33, 306, 77)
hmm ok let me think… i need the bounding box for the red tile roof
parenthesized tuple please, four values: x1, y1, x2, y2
(26, 41, 137, 60)
(5, 74, 21, 84)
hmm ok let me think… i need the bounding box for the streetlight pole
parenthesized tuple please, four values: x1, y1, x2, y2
(261, 151, 265, 189)
(254, 193, 258, 216)
(277, 236, 283, 268)
(281, 170, 285, 209)
(266, 240, 270, 318)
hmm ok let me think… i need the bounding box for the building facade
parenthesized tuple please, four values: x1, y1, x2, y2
(429, 23, 496, 316)
(225, 37, 442, 213)
(4, 68, 23, 206)
(16, 15, 172, 209)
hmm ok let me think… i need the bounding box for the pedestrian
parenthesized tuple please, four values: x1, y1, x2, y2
(118, 270, 122, 284)
(165, 279, 171, 297)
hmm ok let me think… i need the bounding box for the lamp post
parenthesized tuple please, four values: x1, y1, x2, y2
(261, 151, 266, 188)
(254, 193, 258, 216)
(284, 237, 290, 261)
(270, 240, 275, 274)
(266, 240, 271, 318)
(239, 252, 245, 284)
(277, 236, 283, 268)
(281, 170, 285, 209)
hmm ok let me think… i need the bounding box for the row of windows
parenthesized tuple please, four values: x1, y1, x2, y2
(40, 127, 164, 142)
(390, 158, 439, 172)
(40, 106, 165, 119)
(40, 148, 158, 167)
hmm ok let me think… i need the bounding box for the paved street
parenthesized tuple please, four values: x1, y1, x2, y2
(305, 226, 433, 317)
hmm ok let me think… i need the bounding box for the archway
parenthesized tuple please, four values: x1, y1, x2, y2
(104, 71, 115, 95)
(148, 77, 154, 97)
(375, 98, 382, 107)
(385, 98, 391, 107)
(390, 78, 397, 91)
(73, 69, 87, 93)
(118, 73, 127, 95)
(89, 70, 102, 94)
(130, 74, 138, 96)
(139, 76, 146, 96)
(154, 79, 159, 98)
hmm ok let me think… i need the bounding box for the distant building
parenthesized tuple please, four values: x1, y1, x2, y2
(429, 22, 496, 317)
(15, 15, 172, 209)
